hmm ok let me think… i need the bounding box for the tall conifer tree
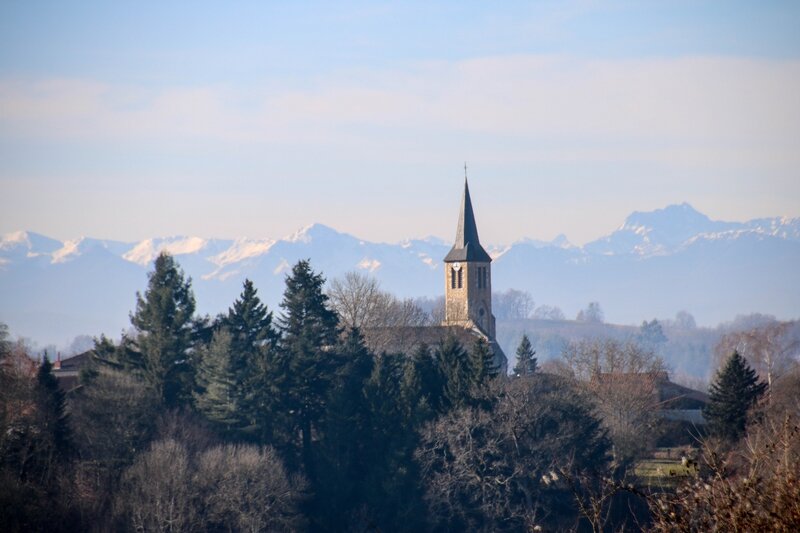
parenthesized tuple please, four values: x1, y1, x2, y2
(470, 337, 499, 387)
(36, 355, 71, 460)
(316, 328, 374, 529)
(277, 260, 340, 474)
(513, 334, 538, 377)
(224, 279, 278, 361)
(401, 343, 444, 421)
(193, 329, 243, 434)
(223, 279, 280, 439)
(129, 252, 196, 406)
(704, 351, 767, 442)
(436, 334, 472, 409)
(468, 337, 499, 409)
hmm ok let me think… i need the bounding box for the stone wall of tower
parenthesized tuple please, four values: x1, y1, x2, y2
(444, 261, 495, 338)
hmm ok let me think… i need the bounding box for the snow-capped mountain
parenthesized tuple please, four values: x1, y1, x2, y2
(1, 204, 798, 346)
(584, 203, 799, 257)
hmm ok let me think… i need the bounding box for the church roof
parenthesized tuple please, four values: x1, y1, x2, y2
(362, 325, 508, 372)
(444, 179, 492, 263)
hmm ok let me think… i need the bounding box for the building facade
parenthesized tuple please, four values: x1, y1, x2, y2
(443, 179, 496, 339)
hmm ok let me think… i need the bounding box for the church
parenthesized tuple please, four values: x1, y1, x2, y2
(364, 178, 508, 373)
(54, 177, 509, 388)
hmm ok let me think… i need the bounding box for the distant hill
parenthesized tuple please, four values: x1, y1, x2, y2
(1, 203, 798, 349)
(495, 318, 722, 380)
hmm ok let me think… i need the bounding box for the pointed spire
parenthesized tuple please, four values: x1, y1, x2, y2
(444, 176, 492, 263)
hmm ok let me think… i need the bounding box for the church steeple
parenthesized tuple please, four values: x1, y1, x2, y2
(442, 174, 496, 339)
(444, 178, 492, 263)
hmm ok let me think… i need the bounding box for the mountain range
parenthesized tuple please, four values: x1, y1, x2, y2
(1, 203, 798, 348)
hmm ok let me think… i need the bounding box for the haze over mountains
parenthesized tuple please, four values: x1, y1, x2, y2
(1, 203, 798, 347)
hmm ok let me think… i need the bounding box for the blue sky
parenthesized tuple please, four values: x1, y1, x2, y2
(1, 1, 799, 245)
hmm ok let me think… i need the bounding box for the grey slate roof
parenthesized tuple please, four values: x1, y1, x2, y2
(53, 350, 92, 392)
(444, 179, 492, 263)
(363, 325, 508, 374)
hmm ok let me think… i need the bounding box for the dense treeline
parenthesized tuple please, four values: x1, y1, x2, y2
(1, 253, 798, 531)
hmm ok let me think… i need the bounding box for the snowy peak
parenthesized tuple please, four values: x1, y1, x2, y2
(1, 206, 797, 274)
(284, 223, 347, 244)
(50, 237, 132, 264)
(619, 203, 735, 247)
(401, 235, 448, 248)
(744, 217, 800, 241)
(208, 238, 276, 268)
(588, 203, 741, 256)
(122, 236, 211, 266)
(2, 205, 798, 348)
(622, 202, 711, 231)
(0, 230, 62, 257)
(51, 238, 83, 263)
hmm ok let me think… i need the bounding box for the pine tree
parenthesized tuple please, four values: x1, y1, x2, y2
(222, 279, 280, 439)
(36, 355, 71, 458)
(470, 336, 499, 388)
(193, 329, 243, 434)
(704, 351, 767, 442)
(467, 337, 499, 410)
(18, 355, 73, 487)
(316, 328, 375, 528)
(401, 343, 444, 421)
(436, 334, 472, 409)
(276, 260, 340, 474)
(513, 334, 538, 377)
(129, 252, 196, 406)
(224, 279, 278, 361)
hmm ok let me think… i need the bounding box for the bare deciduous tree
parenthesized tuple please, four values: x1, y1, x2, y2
(327, 271, 385, 330)
(714, 321, 799, 391)
(415, 377, 610, 531)
(532, 305, 565, 321)
(120, 439, 196, 533)
(415, 296, 445, 324)
(493, 289, 535, 320)
(576, 302, 604, 323)
(119, 438, 306, 533)
(328, 271, 428, 330)
(195, 444, 307, 533)
(561, 339, 667, 463)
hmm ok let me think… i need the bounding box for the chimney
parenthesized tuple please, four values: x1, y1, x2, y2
(54, 351, 61, 370)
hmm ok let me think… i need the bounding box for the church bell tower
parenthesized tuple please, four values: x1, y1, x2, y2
(443, 177, 496, 338)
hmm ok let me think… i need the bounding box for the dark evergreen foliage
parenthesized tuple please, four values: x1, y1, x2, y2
(205, 279, 282, 440)
(193, 329, 244, 434)
(436, 333, 473, 409)
(362, 351, 427, 531)
(401, 343, 445, 421)
(15, 254, 784, 532)
(223, 278, 279, 358)
(470, 336, 499, 386)
(704, 351, 767, 442)
(276, 260, 341, 474)
(513, 333, 538, 377)
(315, 328, 374, 529)
(129, 252, 196, 406)
(35, 355, 72, 460)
